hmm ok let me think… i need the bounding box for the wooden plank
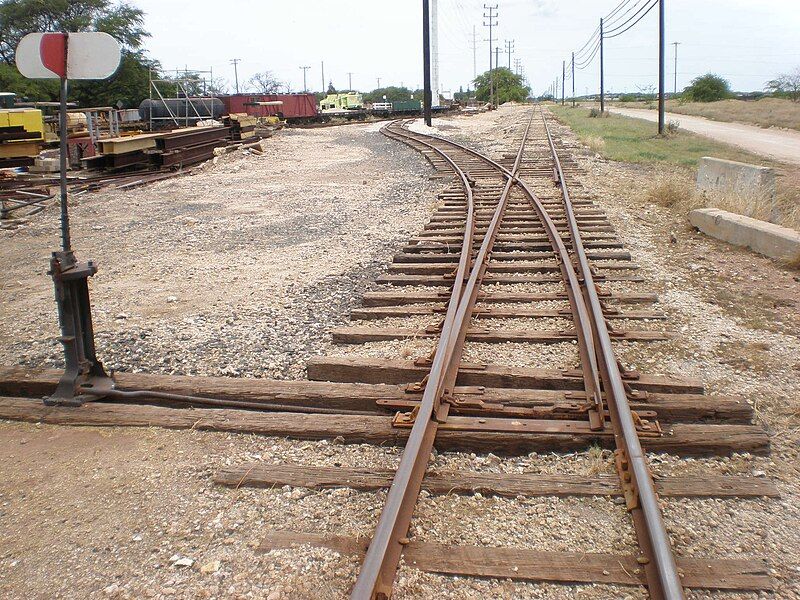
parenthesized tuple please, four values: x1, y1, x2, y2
(0, 366, 748, 423)
(330, 326, 671, 344)
(256, 531, 771, 590)
(0, 141, 40, 159)
(361, 290, 658, 306)
(0, 365, 398, 413)
(349, 305, 665, 321)
(307, 357, 704, 394)
(98, 134, 160, 155)
(376, 273, 644, 286)
(392, 250, 632, 262)
(214, 463, 780, 498)
(386, 261, 637, 274)
(402, 241, 625, 252)
(0, 397, 769, 455)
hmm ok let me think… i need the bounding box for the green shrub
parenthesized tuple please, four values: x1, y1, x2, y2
(683, 74, 732, 102)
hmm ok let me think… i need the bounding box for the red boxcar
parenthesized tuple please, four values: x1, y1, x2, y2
(220, 93, 318, 121)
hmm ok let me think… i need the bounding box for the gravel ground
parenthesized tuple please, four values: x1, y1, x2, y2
(0, 124, 438, 380)
(1, 106, 797, 599)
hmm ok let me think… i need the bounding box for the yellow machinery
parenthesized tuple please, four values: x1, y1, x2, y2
(0, 108, 45, 159)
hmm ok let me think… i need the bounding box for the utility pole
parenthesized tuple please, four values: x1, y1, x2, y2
(672, 41, 680, 95)
(431, 0, 440, 107)
(377, 77, 381, 88)
(423, 0, 432, 126)
(470, 26, 478, 79)
(495, 46, 501, 105)
(562, 60, 565, 105)
(505, 39, 514, 70)
(599, 18, 605, 113)
(514, 58, 521, 75)
(658, 0, 666, 134)
(347, 72, 354, 91)
(571, 52, 576, 107)
(300, 65, 310, 92)
(483, 4, 498, 107)
(321, 61, 325, 92)
(230, 58, 240, 94)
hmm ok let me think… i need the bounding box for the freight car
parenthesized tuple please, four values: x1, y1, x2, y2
(390, 100, 421, 113)
(320, 92, 364, 111)
(220, 93, 318, 123)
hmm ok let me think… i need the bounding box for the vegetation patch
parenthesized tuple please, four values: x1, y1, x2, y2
(549, 105, 762, 167)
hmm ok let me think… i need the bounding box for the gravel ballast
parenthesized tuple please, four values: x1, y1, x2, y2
(1, 107, 797, 599)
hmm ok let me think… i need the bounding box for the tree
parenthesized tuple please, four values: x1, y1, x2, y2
(682, 73, 732, 102)
(362, 86, 415, 103)
(247, 71, 283, 94)
(766, 68, 800, 102)
(473, 67, 530, 104)
(0, 0, 155, 107)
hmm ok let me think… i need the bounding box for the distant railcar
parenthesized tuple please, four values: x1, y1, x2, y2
(320, 93, 364, 110)
(139, 97, 224, 122)
(220, 93, 318, 122)
(391, 100, 421, 113)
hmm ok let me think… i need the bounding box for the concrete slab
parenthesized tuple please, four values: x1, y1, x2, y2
(697, 157, 778, 222)
(689, 207, 800, 261)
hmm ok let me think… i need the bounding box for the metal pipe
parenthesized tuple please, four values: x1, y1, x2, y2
(59, 73, 71, 252)
(422, 0, 433, 127)
(658, 0, 666, 134)
(81, 388, 375, 416)
(600, 18, 605, 113)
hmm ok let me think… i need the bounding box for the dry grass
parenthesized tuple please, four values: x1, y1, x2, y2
(665, 97, 800, 132)
(584, 135, 606, 152)
(785, 252, 800, 270)
(645, 171, 800, 231)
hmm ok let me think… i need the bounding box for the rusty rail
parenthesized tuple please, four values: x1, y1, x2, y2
(351, 116, 537, 599)
(541, 107, 685, 600)
(350, 121, 481, 599)
(353, 112, 616, 599)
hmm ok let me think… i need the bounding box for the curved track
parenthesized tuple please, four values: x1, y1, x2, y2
(351, 110, 683, 599)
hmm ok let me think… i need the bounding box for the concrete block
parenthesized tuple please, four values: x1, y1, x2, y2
(689, 207, 800, 261)
(28, 157, 60, 173)
(696, 156, 778, 221)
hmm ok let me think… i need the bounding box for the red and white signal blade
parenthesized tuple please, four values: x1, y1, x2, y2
(16, 32, 121, 80)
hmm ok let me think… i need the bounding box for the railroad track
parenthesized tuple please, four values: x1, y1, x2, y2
(0, 106, 775, 598)
(330, 108, 772, 599)
(343, 110, 683, 599)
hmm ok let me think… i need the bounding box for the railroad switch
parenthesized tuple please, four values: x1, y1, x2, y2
(46, 250, 113, 406)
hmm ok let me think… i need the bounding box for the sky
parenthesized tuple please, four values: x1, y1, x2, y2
(133, 0, 800, 97)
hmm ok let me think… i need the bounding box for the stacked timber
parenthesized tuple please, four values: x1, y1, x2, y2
(224, 113, 257, 141)
(153, 126, 231, 167)
(82, 126, 231, 172)
(0, 109, 44, 169)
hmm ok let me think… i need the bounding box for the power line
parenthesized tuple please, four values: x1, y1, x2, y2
(605, 0, 650, 29)
(505, 39, 514, 70)
(469, 25, 478, 79)
(483, 4, 498, 107)
(230, 58, 241, 94)
(605, 0, 659, 38)
(299, 65, 310, 92)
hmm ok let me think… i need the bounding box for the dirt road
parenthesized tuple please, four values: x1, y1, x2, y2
(609, 106, 800, 165)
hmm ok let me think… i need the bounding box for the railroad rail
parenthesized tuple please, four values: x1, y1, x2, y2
(0, 105, 776, 598)
(347, 110, 682, 599)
